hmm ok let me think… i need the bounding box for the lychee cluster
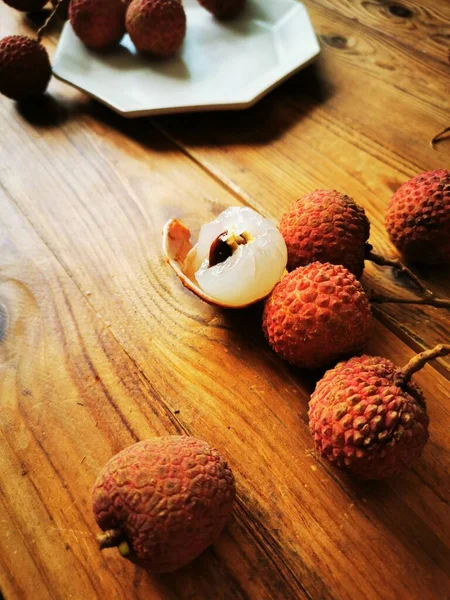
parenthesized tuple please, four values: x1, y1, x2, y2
(69, 0, 247, 55)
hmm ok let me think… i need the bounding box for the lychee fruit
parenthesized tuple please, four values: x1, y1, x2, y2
(196, 0, 246, 20)
(0, 36, 52, 101)
(279, 190, 370, 278)
(308, 344, 450, 479)
(163, 206, 287, 308)
(262, 262, 372, 370)
(92, 436, 236, 573)
(126, 0, 186, 57)
(385, 170, 450, 264)
(2, 0, 48, 11)
(69, 0, 127, 50)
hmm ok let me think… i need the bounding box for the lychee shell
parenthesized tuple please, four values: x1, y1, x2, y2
(69, 0, 126, 50)
(3, 0, 48, 11)
(126, 0, 186, 57)
(197, 0, 246, 19)
(262, 262, 372, 370)
(92, 436, 235, 573)
(0, 36, 52, 101)
(385, 169, 450, 264)
(279, 190, 370, 278)
(309, 354, 429, 479)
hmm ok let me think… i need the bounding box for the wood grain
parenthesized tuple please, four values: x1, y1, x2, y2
(0, 1, 450, 599)
(154, 0, 450, 370)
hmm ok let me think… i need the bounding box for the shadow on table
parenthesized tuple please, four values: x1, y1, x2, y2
(88, 60, 332, 151)
(16, 92, 89, 128)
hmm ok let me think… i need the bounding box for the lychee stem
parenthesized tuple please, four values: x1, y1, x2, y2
(395, 344, 450, 387)
(366, 247, 450, 307)
(36, 0, 62, 42)
(97, 528, 125, 550)
(366, 247, 435, 300)
(431, 126, 450, 148)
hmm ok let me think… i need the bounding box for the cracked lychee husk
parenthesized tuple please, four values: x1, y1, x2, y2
(93, 436, 235, 573)
(163, 206, 287, 308)
(279, 190, 370, 277)
(309, 354, 430, 479)
(262, 262, 372, 369)
(385, 169, 450, 264)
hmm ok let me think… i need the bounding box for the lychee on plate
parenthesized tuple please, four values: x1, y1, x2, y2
(69, 0, 127, 50)
(308, 344, 450, 479)
(196, 0, 246, 20)
(92, 436, 235, 573)
(385, 169, 450, 264)
(126, 0, 186, 57)
(163, 206, 288, 308)
(262, 262, 372, 370)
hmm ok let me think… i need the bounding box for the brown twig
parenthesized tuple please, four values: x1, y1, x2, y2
(36, 0, 61, 42)
(394, 344, 450, 387)
(431, 126, 450, 149)
(366, 247, 435, 300)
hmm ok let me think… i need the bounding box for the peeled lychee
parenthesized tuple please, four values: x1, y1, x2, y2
(69, 0, 126, 50)
(2, 0, 48, 11)
(262, 262, 372, 370)
(309, 352, 433, 479)
(279, 190, 370, 278)
(386, 170, 450, 264)
(92, 436, 235, 573)
(126, 0, 186, 57)
(163, 207, 287, 308)
(0, 36, 52, 101)
(197, 0, 246, 19)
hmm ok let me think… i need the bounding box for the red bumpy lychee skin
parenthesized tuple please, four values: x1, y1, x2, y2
(197, 0, 246, 19)
(126, 0, 186, 57)
(69, 0, 127, 50)
(262, 262, 372, 370)
(0, 36, 52, 101)
(385, 169, 450, 264)
(3, 0, 48, 11)
(309, 355, 429, 479)
(279, 190, 370, 278)
(92, 436, 235, 573)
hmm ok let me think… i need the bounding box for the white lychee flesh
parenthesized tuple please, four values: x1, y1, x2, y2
(192, 207, 287, 307)
(163, 207, 287, 309)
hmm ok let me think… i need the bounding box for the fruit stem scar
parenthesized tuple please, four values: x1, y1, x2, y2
(97, 528, 125, 550)
(395, 344, 450, 387)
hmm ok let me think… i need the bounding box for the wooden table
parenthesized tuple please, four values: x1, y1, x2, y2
(1, 1, 449, 598)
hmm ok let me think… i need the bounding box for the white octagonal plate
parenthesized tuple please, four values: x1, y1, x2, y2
(53, 0, 320, 118)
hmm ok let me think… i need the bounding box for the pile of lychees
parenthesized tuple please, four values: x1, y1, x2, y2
(0, 0, 246, 101)
(69, 0, 246, 55)
(165, 169, 450, 480)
